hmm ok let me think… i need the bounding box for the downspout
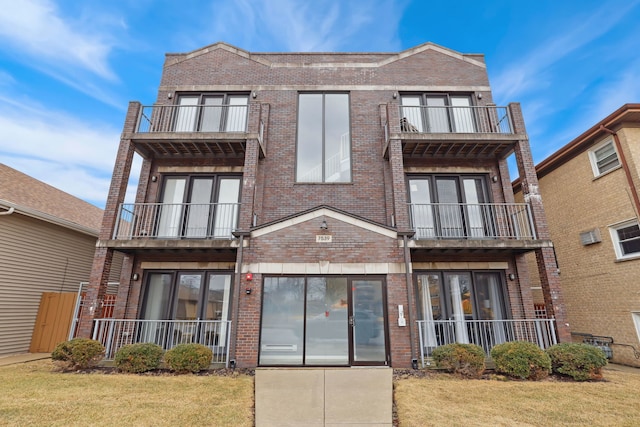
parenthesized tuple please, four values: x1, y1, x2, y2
(230, 231, 250, 367)
(399, 231, 418, 368)
(599, 125, 640, 217)
(0, 207, 15, 215)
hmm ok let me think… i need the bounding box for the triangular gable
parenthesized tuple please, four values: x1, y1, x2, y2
(164, 41, 485, 69)
(251, 206, 397, 239)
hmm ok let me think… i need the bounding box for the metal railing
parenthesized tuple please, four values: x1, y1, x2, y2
(93, 319, 232, 365)
(113, 202, 240, 240)
(417, 318, 557, 366)
(409, 202, 536, 240)
(136, 104, 248, 133)
(399, 105, 513, 134)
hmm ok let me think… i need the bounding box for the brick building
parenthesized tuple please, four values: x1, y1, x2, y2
(515, 104, 640, 367)
(78, 42, 568, 368)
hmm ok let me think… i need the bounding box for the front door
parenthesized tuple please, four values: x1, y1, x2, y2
(259, 276, 389, 366)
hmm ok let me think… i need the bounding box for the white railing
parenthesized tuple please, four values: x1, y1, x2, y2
(409, 202, 536, 240)
(136, 104, 248, 133)
(113, 202, 240, 240)
(417, 318, 557, 367)
(92, 319, 232, 365)
(399, 105, 513, 134)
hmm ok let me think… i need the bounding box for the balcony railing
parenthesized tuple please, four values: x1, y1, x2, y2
(399, 105, 513, 134)
(93, 319, 231, 364)
(113, 203, 240, 240)
(136, 104, 248, 133)
(409, 203, 536, 240)
(416, 318, 557, 367)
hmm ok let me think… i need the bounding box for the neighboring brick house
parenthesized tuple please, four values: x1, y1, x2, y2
(78, 42, 568, 368)
(514, 104, 640, 367)
(0, 164, 114, 356)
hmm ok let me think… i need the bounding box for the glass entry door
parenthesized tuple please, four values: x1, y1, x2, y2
(259, 276, 388, 366)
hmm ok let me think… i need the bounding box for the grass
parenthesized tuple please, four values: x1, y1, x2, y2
(394, 367, 640, 426)
(0, 360, 253, 427)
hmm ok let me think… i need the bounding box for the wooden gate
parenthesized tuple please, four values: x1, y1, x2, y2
(30, 292, 78, 353)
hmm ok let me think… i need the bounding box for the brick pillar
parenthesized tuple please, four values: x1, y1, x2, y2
(113, 254, 134, 319)
(239, 139, 259, 230)
(510, 103, 571, 342)
(77, 102, 140, 338)
(388, 139, 410, 229)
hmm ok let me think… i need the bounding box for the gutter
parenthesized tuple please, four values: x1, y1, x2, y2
(599, 125, 640, 218)
(0, 199, 99, 237)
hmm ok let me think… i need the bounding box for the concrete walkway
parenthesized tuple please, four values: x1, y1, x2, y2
(0, 353, 50, 367)
(255, 367, 393, 427)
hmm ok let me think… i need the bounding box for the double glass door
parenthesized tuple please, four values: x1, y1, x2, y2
(259, 277, 388, 366)
(174, 94, 248, 132)
(401, 94, 475, 133)
(156, 175, 240, 238)
(409, 175, 491, 239)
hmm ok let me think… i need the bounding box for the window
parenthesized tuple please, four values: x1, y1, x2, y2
(175, 93, 248, 132)
(610, 220, 640, 260)
(157, 175, 240, 238)
(589, 139, 620, 177)
(296, 93, 351, 183)
(401, 94, 475, 133)
(407, 175, 491, 238)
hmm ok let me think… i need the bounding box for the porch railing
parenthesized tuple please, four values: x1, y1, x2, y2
(409, 202, 536, 240)
(136, 104, 248, 133)
(416, 318, 557, 367)
(92, 319, 232, 365)
(399, 105, 513, 134)
(113, 202, 240, 240)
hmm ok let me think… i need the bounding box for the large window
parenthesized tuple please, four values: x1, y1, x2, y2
(401, 94, 475, 133)
(157, 175, 240, 239)
(610, 220, 640, 260)
(589, 139, 620, 177)
(408, 175, 491, 239)
(296, 93, 351, 183)
(174, 93, 248, 132)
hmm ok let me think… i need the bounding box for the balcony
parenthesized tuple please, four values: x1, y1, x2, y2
(129, 104, 265, 159)
(416, 318, 557, 367)
(384, 105, 525, 159)
(407, 202, 551, 252)
(103, 202, 241, 251)
(92, 319, 231, 365)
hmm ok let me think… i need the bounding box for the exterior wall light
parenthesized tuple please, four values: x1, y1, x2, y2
(508, 273, 516, 281)
(132, 273, 140, 281)
(320, 220, 328, 230)
(252, 92, 257, 98)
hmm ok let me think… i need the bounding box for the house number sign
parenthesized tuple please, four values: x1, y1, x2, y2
(316, 235, 332, 243)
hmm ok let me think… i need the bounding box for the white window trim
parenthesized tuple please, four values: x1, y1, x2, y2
(588, 138, 621, 178)
(632, 312, 640, 343)
(609, 218, 640, 261)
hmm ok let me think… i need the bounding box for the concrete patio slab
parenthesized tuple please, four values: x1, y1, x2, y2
(255, 368, 392, 427)
(0, 353, 50, 367)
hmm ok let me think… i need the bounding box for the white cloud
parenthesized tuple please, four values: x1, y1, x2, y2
(205, 0, 406, 52)
(0, 0, 116, 80)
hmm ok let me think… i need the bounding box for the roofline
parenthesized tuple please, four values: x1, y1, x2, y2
(164, 41, 486, 69)
(0, 199, 99, 237)
(513, 103, 640, 191)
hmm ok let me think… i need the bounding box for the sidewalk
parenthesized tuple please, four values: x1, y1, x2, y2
(0, 353, 50, 367)
(255, 367, 392, 427)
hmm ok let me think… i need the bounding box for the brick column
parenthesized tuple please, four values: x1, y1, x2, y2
(239, 139, 259, 230)
(510, 103, 571, 342)
(113, 254, 134, 319)
(77, 102, 140, 338)
(388, 139, 410, 229)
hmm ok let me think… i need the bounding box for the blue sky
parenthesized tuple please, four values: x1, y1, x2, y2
(1, 0, 639, 208)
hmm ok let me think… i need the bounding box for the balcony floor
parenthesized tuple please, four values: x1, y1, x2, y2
(405, 238, 553, 254)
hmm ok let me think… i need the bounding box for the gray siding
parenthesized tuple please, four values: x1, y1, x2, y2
(0, 213, 97, 356)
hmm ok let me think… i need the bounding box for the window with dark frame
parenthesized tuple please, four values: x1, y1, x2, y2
(174, 93, 249, 132)
(400, 93, 475, 133)
(296, 93, 351, 183)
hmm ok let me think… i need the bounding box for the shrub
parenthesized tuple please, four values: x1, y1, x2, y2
(51, 338, 105, 371)
(432, 343, 486, 378)
(490, 341, 551, 380)
(547, 343, 608, 381)
(164, 343, 213, 373)
(114, 343, 164, 373)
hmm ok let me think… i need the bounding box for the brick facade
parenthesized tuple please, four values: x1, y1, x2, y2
(80, 42, 565, 368)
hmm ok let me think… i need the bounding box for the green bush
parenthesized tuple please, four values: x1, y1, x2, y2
(490, 341, 551, 380)
(546, 343, 608, 381)
(114, 343, 164, 373)
(51, 338, 105, 371)
(432, 343, 486, 378)
(164, 343, 213, 373)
